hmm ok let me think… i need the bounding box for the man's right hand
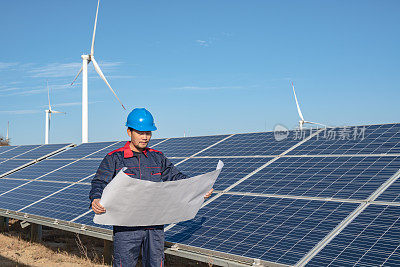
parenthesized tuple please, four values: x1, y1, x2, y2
(92, 199, 106, 214)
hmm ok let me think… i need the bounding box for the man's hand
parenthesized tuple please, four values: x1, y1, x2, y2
(204, 188, 214, 199)
(92, 199, 106, 214)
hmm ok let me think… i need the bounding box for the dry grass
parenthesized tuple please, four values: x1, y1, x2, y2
(0, 219, 109, 267)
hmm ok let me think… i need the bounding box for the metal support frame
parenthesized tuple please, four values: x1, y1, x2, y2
(30, 223, 43, 242)
(103, 239, 113, 264)
(164, 242, 289, 267)
(0, 216, 9, 232)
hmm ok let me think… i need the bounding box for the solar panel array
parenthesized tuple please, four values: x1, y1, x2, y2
(0, 123, 399, 266)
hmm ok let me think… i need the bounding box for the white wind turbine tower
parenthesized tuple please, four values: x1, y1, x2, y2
(45, 82, 65, 144)
(291, 81, 328, 130)
(6, 121, 9, 142)
(71, 0, 126, 143)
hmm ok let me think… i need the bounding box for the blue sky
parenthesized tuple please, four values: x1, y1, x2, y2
(0, 0, 399, 145)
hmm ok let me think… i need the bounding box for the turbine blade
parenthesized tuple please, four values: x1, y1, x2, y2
(91, 57, 126, 110)
(292, 82, 305, 121)
(91, 0, 100, 56)
(51, 110, 65, 114)
(71, 67, 83, 85)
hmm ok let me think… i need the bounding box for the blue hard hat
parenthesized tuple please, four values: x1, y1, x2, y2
(126, 108, 157, 131)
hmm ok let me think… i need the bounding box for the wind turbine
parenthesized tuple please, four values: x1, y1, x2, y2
(71, 0, 126, 143)
(291, 81, 328, 130)
(45, 81, 65, 144)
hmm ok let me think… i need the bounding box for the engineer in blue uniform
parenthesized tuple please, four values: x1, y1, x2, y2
(89, 108, 213, 267)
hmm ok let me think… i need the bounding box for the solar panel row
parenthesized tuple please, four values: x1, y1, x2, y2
(0, 123, 399, 267)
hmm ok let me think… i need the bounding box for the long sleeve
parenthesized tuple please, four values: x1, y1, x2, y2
(161, 156, 188, 181)
(89, 154, 116, 203)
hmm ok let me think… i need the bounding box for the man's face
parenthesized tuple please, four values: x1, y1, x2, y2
(127, 128, 152, 151)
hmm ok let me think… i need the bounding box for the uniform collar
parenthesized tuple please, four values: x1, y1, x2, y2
(123, 141, 149, 158)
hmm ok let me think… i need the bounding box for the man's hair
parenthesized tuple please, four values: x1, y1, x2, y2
(128, 127, 134, 132)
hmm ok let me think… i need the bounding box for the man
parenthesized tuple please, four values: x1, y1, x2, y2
(89, 108, 213, 267)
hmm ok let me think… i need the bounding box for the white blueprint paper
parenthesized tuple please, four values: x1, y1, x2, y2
(93, 160, 223, 226)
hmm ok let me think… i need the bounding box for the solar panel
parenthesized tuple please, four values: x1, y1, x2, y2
(0, 179, 31, 194)
(289, 124, 400, 155)
(5, 160, 75, 180)
(197, 131, 308, 157)
(0, 159, 32, 176)
(0, 146, 18, 155)
(49, 142, 117, 159)
(37, 159, 102, 182)
(307, 204, 400, 266)
(233, 156, 400, 200)
(0, 181, 67, 211)
(175, 157, 272, 191)
(20, 183, 91, 221)
(0, 145, 41, 159)
(151, 135, 229, 157)
(13, 144, 71, 159)
(165, 194, 358, 266)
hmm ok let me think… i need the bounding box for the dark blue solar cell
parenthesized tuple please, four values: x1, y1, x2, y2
(307, 205, 400, 267)
(37, 159, 103, 182)
(152, 135, 229, 157)
(21, 183, 91, 221)
(0, 179, 30, 194)
(0, 159, 32, 176)
(14, 144, 72, 159)
(197, 130, 313, 157)
(6, 159, 74, 179)
(234, 156, 400, 200)
(175, 157, 271, 191)
(289, 124, 400, 155)
(376, 178, 400, 203)
(165, 195, 357, 266)
(0, 181, 67, 211)
(49, 142, 118, 159)
(0, 145, 41, 159)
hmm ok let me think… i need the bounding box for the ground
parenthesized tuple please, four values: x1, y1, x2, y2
(0, 219, 213, 267)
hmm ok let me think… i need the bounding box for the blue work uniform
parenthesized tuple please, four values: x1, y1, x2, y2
(89, 141, 188, 267)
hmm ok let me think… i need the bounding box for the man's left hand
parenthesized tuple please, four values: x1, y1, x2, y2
(204, 188, 214, 199)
